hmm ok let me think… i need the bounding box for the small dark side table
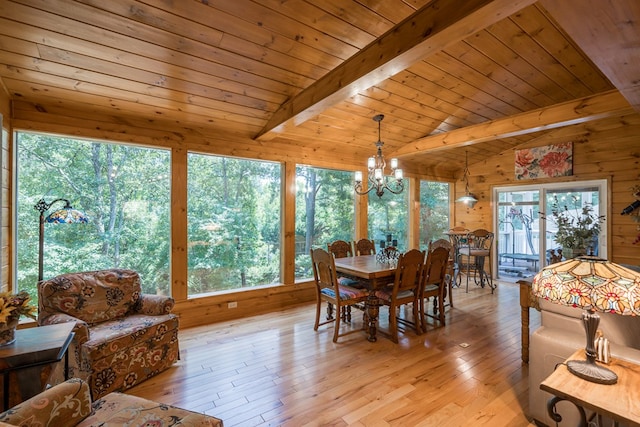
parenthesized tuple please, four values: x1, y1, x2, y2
(0, 322, 75, 410)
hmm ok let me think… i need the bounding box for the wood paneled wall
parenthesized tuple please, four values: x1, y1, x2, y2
(4, 93, 640, 326)
(0, 83, 10, 293)
(454, 113, 640, 267)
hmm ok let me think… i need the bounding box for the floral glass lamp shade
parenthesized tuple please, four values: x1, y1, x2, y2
(35, 198, 89, 282)
(532, 256, 640, 384)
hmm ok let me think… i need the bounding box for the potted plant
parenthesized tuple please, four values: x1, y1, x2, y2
(542, 195, 606, 258)
(0, 291, 36, 345)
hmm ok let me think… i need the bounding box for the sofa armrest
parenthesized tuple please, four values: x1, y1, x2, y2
(39, 313, 90, 346)
(135, 294, 175, 315)
(0, 378, 92, 426)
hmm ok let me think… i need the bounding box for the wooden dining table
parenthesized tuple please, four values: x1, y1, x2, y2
(333, 254, 397, 342)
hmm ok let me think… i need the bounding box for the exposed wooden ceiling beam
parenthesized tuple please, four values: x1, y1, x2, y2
(389, 90, 634, 158)
(541, 0, 640, 112)
(255, 0, 536, 140)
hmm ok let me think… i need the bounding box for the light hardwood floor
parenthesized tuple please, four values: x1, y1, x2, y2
(128, 280, 540, 426)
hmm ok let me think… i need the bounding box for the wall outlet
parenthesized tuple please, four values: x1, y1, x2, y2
(227, 301, 238, 309)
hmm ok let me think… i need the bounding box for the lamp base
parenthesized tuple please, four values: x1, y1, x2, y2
(566, 359, 618, 385)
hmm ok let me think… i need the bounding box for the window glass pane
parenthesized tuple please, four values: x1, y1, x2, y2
(187, 153, 281, 294)
(16, 132, 171, 302)
(368, 180, 409, 251)
(295, 166, 355, 280)
(419, 181, 450, 249)
(545, 187, 601, 256)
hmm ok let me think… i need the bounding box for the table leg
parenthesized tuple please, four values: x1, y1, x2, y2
(365, 293, 380, 342)
(2, 372, 8, 411)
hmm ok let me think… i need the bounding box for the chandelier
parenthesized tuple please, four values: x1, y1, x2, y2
(354, 114, 403, 198)
(455, 150, 478, 208)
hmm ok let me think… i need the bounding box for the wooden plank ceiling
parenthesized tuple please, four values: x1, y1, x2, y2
(0, 0, 638, 177)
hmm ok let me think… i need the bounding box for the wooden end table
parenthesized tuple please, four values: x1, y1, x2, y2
(540, 349, 640, 427)
(0, 322, 75, 410)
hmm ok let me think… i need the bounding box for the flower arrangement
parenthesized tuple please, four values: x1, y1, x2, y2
(541, 195, 605, 253)
(0, 291, 37, 325)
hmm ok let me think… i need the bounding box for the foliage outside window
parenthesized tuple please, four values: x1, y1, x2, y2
(295, 166, 355, 280)
(419, 181, 450, 250)
(368, 179, 409, 251)
(187, 153, 281, 294)
(542, 194, 605, 252)
(17, 133, 171, 303)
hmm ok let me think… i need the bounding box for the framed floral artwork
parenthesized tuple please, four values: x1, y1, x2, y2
(515, 142, 573, 180)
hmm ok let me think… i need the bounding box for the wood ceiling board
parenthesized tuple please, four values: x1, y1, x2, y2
(540, 0, 640, 111)
(257, 0, 538, 139)
(390, 90, 635, 157)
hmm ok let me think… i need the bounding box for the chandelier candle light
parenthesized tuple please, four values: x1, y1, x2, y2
(532, 256, 640, 385)
(354, 114, 403, 198)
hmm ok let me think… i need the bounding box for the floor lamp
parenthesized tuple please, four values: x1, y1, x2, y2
(34, 198, 88, 282)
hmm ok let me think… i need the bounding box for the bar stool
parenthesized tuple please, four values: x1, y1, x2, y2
(457, 229, 495, 293)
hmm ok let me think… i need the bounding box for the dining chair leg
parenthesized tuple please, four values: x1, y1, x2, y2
(333, 305, 343, 343)
(389, 305, 399, 344)
(314, 299, 321, 331)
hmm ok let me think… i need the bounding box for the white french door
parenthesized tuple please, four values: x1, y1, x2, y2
(493, 179, 608, 280)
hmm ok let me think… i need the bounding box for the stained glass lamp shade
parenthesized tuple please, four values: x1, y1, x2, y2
(532, 256, 640, 384)
(46, 206, 89, 224)
(35, 198, 89, 282)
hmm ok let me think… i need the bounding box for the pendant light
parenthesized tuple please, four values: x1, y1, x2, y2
(455, 151, 478, 208)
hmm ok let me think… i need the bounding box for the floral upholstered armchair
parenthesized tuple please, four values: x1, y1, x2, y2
(37, 269, 179, 398)
(0, 378, 223, 426)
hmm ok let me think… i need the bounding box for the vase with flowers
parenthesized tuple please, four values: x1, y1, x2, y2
(541, 195, 606, 259)
(0, 291, 37, 345)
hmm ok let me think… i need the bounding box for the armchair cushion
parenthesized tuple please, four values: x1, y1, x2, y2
(39, 269, 141, 324)
(0, 378, 91, 427)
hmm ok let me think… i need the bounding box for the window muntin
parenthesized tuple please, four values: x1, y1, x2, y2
(187, 153, 282, 294)
(16, 132, 171, 301)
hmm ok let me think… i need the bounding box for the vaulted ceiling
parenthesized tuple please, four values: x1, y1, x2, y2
(0, 0, 638, 178)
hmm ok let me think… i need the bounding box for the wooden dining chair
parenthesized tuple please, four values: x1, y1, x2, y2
(428, 238, 455, 309)
(420, 246, 450, 331)
(327, 240, 353, 259)
(374, 249, 425, 343)
(310, 248, 368, 343)
(353, 238, 376, 256)
(457, 229, 495, 293)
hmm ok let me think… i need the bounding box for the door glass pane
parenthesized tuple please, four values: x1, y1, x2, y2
(497, 191, 540, 279)
(544, 187, 601, 257)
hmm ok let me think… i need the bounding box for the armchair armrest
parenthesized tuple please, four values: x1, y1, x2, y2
(0, 378, 91, 426)
(39, 313, 90, 346)
(134, 294, 175, 315)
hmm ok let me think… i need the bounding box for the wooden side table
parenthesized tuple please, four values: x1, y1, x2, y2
(0, 322, 75, 410)
(540, 349, 640, 427)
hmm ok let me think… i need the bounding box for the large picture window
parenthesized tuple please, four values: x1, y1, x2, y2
(187, 153, 282, 294)
(419, 180, 451, 249)
(368, 179, 409, 251)
(295, 166, 355, 279)
(16, 132, 171, 302)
